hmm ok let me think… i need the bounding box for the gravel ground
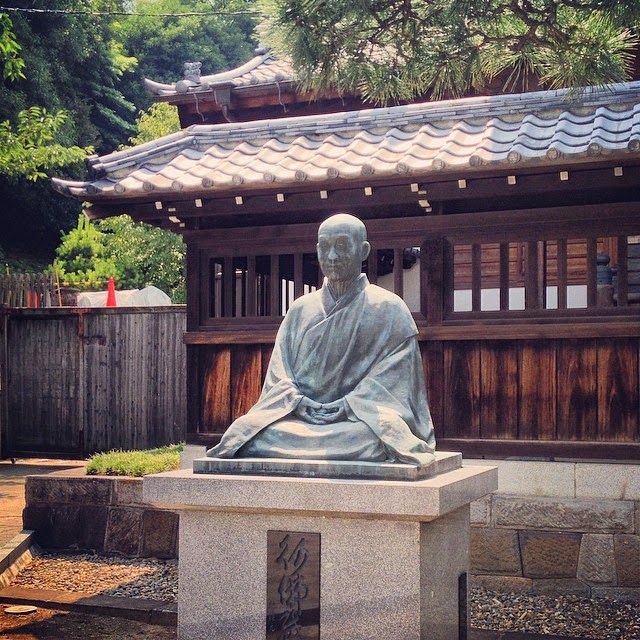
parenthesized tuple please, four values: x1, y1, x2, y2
(471, 588, 640, 639)
(8, 553, 640, 638)
(11, 553, 178, 603)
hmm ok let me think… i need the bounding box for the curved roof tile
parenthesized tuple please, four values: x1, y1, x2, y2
(144, 51, 294, 97)
(53, 81, 640, 201)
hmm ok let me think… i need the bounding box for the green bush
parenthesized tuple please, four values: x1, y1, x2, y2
(86, 443, 184, 477)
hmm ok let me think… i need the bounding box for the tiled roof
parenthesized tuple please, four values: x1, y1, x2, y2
(144, 50, 293, 96)
(53, 81, 640, 201)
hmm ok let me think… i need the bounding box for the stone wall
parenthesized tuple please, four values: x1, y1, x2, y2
(470, 460, 639, 601)
(23, 469, 178, 559)
(21, 460, 640, 601)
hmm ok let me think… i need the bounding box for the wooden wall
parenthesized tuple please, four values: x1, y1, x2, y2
(3, 308, 187, 457)
(182, 205, 640, 460)
(189, 335, 640, 460)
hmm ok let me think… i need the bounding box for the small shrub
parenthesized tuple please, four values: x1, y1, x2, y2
(86, 443, 184, 477)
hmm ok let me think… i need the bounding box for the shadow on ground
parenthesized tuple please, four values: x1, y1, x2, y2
(0, 607, 176, 639)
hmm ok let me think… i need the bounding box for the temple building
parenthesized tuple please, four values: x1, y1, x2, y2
(53, 49, 640, 461)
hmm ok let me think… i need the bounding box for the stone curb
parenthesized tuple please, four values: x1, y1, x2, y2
(0, 531, 36, 589)
(0, 586, 590, 640)
(0, 585, 177, 626)
(0, 528, 594, 640)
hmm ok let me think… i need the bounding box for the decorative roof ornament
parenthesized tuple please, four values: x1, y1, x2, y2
(176, 61, 206, 94)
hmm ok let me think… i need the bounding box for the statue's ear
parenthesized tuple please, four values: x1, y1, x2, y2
(361, 241, 371, 261)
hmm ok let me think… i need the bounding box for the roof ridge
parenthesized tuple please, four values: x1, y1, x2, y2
(186, 80, 640, 139)
(145, 52, 279, 95)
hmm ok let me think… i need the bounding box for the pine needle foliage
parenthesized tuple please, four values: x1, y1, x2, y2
(257, 0, 640, 104)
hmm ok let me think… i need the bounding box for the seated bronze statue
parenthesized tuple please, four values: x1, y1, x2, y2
(207, 213, 435, 466)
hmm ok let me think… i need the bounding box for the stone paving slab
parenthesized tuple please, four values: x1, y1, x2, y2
(0, 459, 86, 547)
(0, 585, 177, 626)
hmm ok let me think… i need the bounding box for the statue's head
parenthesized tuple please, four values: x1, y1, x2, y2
(317, 214, 371, 284)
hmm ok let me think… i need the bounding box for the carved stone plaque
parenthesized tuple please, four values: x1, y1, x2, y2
(266, 530, 320, 640)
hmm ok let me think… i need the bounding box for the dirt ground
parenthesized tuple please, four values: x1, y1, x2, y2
(0, 607, 176, 640)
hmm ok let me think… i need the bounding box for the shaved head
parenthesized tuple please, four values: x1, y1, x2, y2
(318, 213, 367, 243)
(317, 213, 370, 285)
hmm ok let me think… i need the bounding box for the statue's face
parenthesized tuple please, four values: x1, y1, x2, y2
(317, 222, 367, 283)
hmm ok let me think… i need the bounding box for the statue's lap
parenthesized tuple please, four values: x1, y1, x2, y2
(237, 418, 387, 461)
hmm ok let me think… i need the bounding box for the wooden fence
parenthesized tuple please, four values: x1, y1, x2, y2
(0, 273, 58, 308)
(1, 307, 186, 458)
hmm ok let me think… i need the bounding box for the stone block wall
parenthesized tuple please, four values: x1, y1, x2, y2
(21, 459, 639, 602)
(469, 460, 639, 601)
(23, 469, 178, 559)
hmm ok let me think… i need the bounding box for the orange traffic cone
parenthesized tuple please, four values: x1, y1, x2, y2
(106, 276, 117, 307)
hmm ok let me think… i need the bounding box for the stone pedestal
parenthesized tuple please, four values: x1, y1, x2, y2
(143, 453, 497, 640)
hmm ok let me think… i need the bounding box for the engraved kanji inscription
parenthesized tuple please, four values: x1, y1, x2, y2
(266, 530, 320, 640)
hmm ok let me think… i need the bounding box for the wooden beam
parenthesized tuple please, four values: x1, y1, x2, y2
(86, 162, 640, 219)
(499, 242, 509, 311)
(437, 438, 640, 461)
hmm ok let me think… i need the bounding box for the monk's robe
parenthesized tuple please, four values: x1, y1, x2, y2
(207, 274, 436, 466)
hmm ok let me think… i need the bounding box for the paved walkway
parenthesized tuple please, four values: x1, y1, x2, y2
(0, 458, 86, 547)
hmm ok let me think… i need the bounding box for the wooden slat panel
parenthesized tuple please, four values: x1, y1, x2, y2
(201, 345, 231, 433)
(420, 341, 444, 437)
(294, 253, 304, 300)
(443, 240, 455, 318)
(480, 343, 518, 439)
(597, 338, 639, 441)
(270, 255, 280, 316)
(230, 345, 262, 421)
(246, 255, 257, 317)
(437, 438, 640, 461)
(394, 248, 404, 298)
(7, 310, 187, 455)
(367, 246, 378, 284)
(557, 239, 568, 310)
(499, 242, 510, 310)
(471, 243, 482, 312)
(451, 238, 605, 290)
(199, 251, 211, 322)
(518, 340, 557, 440)
(586, 237, 597, 307)
(7, 316, 81, 454)
(187, 345, 201, 437)
(525, 241, 541, 310)
(187, 244, 200, 330)
(84, 311, 187, 452)
(617, 236, 629, 306)
(223, 256, 233, 318)
(423, 236, 443, 324)
(557, 340, 597, 440)
(443, 342, 481, 438)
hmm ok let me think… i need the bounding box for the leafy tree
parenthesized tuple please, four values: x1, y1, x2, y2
(0, 12, 25, 80)
(52, 214, 186, 302)
(98, 215, 186, 303)
(53, 215, 118, 289)
(257, 0, 640, 104)
(0, 106, 91, 181)
(0, 1, 139, 260)
(0, 1, 137, 155)
(116, 0, 257, 110)
(126, 102, 180, 146)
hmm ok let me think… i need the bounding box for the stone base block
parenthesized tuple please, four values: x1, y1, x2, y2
(193, 451, 461, 481)
(144, 460, 497, 640)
